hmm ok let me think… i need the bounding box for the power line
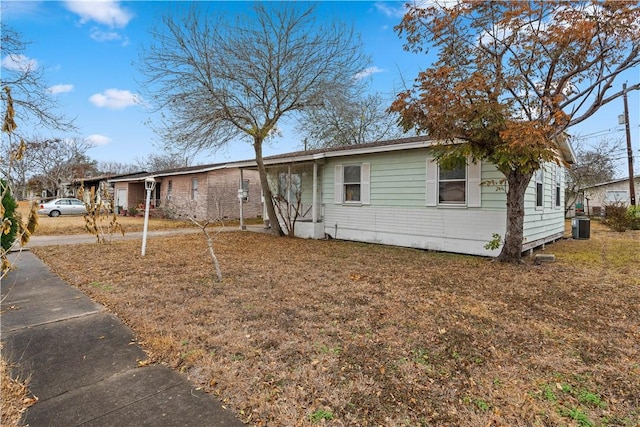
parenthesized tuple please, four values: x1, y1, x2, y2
(572, 124, 640, 141)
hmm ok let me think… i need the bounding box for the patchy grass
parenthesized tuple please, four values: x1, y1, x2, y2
(24, 220, 640, 426)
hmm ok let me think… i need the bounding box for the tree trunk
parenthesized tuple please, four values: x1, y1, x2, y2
(206, 236, 223, 283)
(188, 218, 223, 282)
(497, 168, 534, 263)
(253, 139, 284, 236)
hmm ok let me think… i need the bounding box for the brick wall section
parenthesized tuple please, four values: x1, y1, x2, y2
(162, 173, 208, 219)
(129, 184, 146, 209)
(158, 168, 262, 220)
(235, 169, 263, 218)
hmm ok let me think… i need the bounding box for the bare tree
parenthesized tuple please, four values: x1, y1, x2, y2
(5, 138, 36, 199)
(271, 164, 306, 237)
(1, 24, 76, 202)
(139, 3, 369, 236)
(134, 152, 191, 172)
(24, 137, 95, 197)
(0, 24, 75, 136)
(298, 91, 406, 149)
(565, 138, 620, 215)
(162, 198, 225, 282)
(97, 161, 140, 176)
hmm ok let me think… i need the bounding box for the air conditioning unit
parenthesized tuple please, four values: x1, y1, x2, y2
(572, 217, 590, 239)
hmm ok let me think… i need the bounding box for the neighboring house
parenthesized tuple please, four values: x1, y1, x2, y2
(236, 136, 575, 257)
(66, 173, 147, 203)
(107, 164, 262, 220)
(105, 171, 153, 213)
(577, 175, 640, 216)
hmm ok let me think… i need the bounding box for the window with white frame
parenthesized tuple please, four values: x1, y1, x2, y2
(343, 165, 361, 202)
(438, 163, 466, 204)
(334, 163, 370, 205)
(278, 172, 300, 203)
(426, 157, 481, 208)
(191, 178, 198, 200)
(555, 165, 561, 208)
(167, 180, 173, 200)
(535, 169, 544, 208)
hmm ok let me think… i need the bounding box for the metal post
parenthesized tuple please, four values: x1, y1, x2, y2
(239, 170, 245, 230)
(141, 177, 155, 256)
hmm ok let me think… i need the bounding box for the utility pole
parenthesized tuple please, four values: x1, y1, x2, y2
(622, 83, 636, 206)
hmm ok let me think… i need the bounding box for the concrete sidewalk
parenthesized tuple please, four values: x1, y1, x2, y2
(21, 225, 270, 248)
(1, 251, 245, 427)
(22, 227, 203, 247)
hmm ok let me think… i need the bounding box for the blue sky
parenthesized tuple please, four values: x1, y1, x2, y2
(2, 1, 638, 176)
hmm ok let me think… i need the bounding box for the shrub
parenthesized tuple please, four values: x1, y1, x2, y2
(78, 186, 124, 244)
(1, 179, 19, 252)
(627, 205, 640, 230)
(602, 202, 628, 232)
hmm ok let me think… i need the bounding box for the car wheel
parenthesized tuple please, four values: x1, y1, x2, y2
(49, 210, 61, 217)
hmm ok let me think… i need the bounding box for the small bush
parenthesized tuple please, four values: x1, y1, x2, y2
(627, 205, 640, 230)
(1, 180, 19, 252)
(602, 202, 630, 232)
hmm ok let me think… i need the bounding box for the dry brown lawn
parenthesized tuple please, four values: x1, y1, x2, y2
(0, 344, 37, 426)
(24, 205, 196, 236)
(23, 219, 639, 426)
(16, 200, 262, 236)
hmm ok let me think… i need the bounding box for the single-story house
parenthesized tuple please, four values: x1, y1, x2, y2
(236, 136, 576, 257)
(577, 175, 640, 216)
(66, 172, 147, 202)
(107, 163, 262, 220)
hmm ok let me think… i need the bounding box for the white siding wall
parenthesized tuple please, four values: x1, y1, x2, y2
(583, 177, 640, 213)
(322, 149, 509, 256)
(271, 148, 567, 257)
(323, 205, 506, 256)
(522, 162, 567, 249)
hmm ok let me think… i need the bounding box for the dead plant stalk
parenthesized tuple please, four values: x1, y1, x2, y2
(187, 217, 223, 282)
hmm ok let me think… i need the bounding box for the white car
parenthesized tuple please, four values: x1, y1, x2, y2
(37, 198, 87, 217)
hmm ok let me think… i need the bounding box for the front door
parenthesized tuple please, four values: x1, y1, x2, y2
(116, 189, 127, 210)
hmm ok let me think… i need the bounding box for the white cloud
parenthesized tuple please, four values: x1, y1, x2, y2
(90, 28, 128, 45)
(374, 1, 459, 20)
(413, 0, 460, 8)
(64, 0, 133, 28)
(354, 66, 385, 81)
(48, 84, 74, 94)
(1, 54, 38, 72)
(85, 134, 111, 146)
(1, 1, 41, 17)
(374, 2, 406, 18)
(89, 89, 141, 109)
